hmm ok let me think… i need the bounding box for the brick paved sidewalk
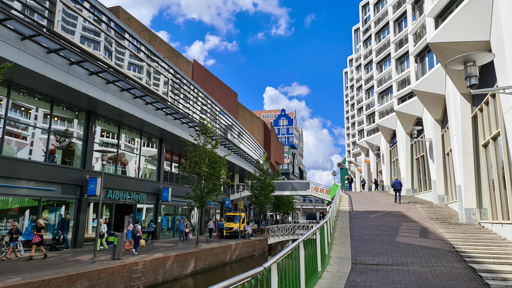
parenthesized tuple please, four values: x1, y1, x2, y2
(345, 191, 486, 288)
(0, 233, 263, 287)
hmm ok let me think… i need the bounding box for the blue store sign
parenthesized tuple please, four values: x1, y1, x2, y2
(87, 178, 100, 196)
(225, 198, 231, 208)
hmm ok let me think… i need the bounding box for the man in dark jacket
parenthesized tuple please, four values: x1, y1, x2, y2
(391, 177, 403, 204)
(59, 213, 71, 249)
(347, 175, 354, 192)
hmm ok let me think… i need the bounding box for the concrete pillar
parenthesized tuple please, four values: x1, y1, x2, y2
(396, 124, 413, 195)
(380, 138, 391, 190)
(445, 77, 478, 223)
(422, 110, 446, 205)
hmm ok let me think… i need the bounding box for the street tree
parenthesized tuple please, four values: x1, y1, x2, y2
(271, 195, 295, 223)
(249, 155, 275, 230)
(180, 122, 231, 247)
(0, 62, 13, 83)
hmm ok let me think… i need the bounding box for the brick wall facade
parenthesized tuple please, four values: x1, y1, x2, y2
(3, 239, 268, 288)
(191, 60, 238, 119)
(238, 103, 265, 147)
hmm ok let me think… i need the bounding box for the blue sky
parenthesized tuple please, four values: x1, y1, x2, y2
(100, 0, 360, 185)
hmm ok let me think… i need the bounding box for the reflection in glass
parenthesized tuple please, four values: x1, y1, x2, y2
(2, 120, 47, 162)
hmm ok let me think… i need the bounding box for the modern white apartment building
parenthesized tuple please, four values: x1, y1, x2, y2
(343, 0, 512, 239)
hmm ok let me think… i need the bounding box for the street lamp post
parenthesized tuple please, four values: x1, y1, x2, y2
(92, 149, 110, 263)
(238, 184, 242, 240)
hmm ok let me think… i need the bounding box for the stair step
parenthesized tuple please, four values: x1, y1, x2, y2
(466, 259, 512, 265)
(455, 246, 512, 251)
(486, 279, 512, 288)
(470, 264, 512, 274)
(481, 273, 512, 281)
(453, 242, 512, 247)
(461, 252, 512, 258)
(451, 240, 511, 246)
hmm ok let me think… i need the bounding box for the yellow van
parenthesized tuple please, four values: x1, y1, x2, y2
(223, 212, 247, 238)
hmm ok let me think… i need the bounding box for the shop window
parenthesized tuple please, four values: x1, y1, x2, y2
(411, 135, 432, 194)
(442, 126, 457, 203)
(391, 143, 400, 180)
(473, 94, 512, 222)
(41, 199, 76, 244)
(93, 117, 160, 180)
(0, 197, 39, 241)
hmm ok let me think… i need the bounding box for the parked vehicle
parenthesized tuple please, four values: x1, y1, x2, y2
(223, 212, 247, 238)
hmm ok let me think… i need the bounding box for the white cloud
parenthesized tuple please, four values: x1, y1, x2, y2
(278, 82, 311, 97)
(184, 34, 238, 66)
(248, 32, 266, 43)
(100, 0, 292, 36)
(262, 84, 343, 186)
(153, 30, 179, 47)
(303, 13, 316, 28)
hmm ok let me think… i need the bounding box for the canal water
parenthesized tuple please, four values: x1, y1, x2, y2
(150, 252, 269, 288)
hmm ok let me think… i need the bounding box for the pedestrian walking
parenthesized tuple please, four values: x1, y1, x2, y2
(347, 175, 354, 192)
(373, 178, 379, 191)
(105, 217, 112, 232)
(207, 219, 215, 242)
(218, 218, 225, 241)
(361, 177, 366, 191)
(97, 219, 108, 251)
(244, 223, 252, 240)
(27, 219, 47, 261)
(2, 222, 21, 260)
(146, 220, 155, 242)
(59, 213, 71, 250)
(184, 218, 190, 240)
(391, 177, 403, 204)
(178, 218, 185, 243)
(132, 220, 142, 255)
(124, 219, 133, 251)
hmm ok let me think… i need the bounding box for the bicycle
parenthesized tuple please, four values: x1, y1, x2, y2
(1, 235, 25, 258)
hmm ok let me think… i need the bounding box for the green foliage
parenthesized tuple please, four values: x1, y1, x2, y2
(180, 122, 231, 209)
(180, 122, 231, 246)
(271, 196, 295, 217)
(249, 156, 275, 222)
(0, 62, 13, 83)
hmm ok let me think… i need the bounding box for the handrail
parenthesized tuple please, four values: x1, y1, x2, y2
(210, 185, 342, 288)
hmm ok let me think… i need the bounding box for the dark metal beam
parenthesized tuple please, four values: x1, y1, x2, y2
(47, 48, 65, 55)
(69, 60, 87, 66)
(121, 87, 136, 92)
(21, 34, 39, 41)
(89, 70, 105, 76)
(106, 79, 122, 85)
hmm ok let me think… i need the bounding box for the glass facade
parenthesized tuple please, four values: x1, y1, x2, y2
(473, 94, 512, 222)
(411, 135, 432, 194)
(391, 144, 400, 180)
(0, 196, 76, 246)
(0, 84, 85, 167)
(92, 117, 160, 180)
(441, 126, 457, 203)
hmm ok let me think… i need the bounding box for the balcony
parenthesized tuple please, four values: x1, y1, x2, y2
(366, 127, 378, 137)
(376, 72, 392, 88)
(392, 0, 407, 14)
(363, 50, 373, 61)
(364, 75, 374, 86)
(394, 34, 409, 52)
(365, 102, 375, 111)
(396, 75, 411, 92)
(374, 10, 389, 27)
(413, 23, 427, 46)
(378, 106, 394, 119)
(375, 39, 390, 58)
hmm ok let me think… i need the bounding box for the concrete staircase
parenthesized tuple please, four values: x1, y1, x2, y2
(418, 204, 512, 288)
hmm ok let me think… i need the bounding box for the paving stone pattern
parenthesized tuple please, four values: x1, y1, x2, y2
(344, 192, 486, 288)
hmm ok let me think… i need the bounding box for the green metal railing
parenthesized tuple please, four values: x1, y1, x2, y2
(210, 184, 342, 288)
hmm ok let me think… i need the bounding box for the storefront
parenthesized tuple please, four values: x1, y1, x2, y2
(0, 177, 79, 247)
(160, 199, 198, 239)
(85, 189, 156, 241)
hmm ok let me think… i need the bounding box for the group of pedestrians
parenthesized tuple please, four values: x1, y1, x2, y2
(346, 174, 403, 204)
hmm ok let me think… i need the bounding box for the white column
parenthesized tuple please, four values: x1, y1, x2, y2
(423, 110, 446, 205)
(396, 124, 413, 195)
(300, 242, 306, 288)
(271, 263, 278, 288)
(445, 77, 478, 223)
(316, 231, 322, 272)
(380, 138, 391, 189)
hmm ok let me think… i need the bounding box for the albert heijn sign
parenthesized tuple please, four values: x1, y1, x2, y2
(106, 190, 147, 203)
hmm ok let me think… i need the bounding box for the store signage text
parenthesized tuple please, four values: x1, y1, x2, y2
(106, 190, 147, 203)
